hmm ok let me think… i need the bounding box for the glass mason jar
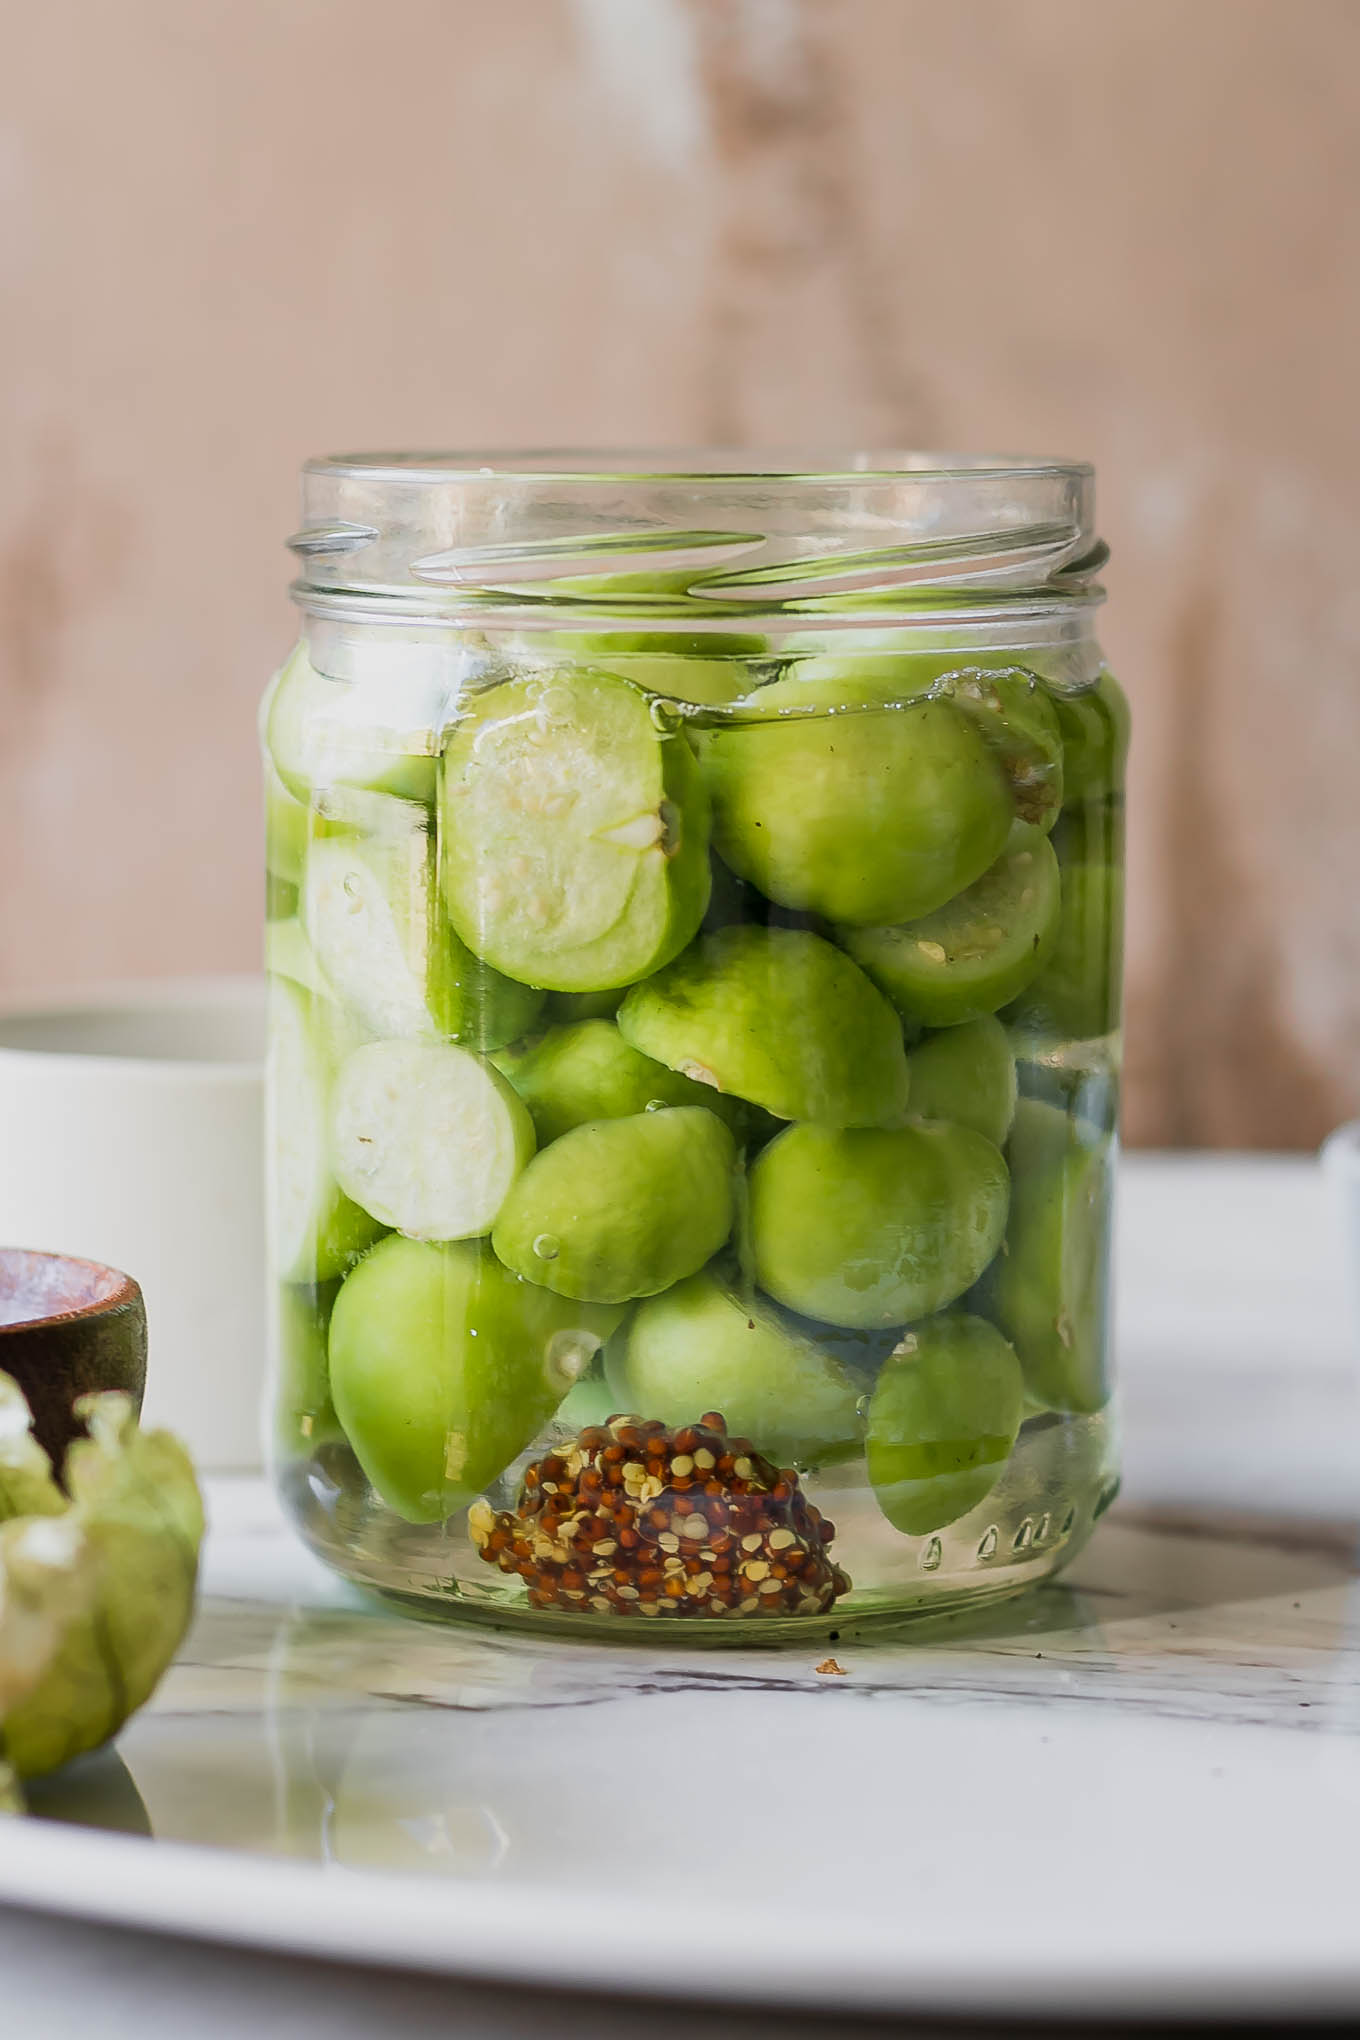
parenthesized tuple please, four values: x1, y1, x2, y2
(265, 453, 1125, 1638)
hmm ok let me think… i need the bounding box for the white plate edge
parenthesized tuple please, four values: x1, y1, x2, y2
(3, 1813, 1360, 2017)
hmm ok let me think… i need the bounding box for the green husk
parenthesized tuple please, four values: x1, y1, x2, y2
(0, 1374, 204, 1781)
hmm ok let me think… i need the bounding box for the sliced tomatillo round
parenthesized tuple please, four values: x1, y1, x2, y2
(697, 679, 1013, 926)
(492, 1107, 736, 1304)
(441, 668, 711, 992)
(492, 1018, 747, 1146)
(328, 1234, 622, 1523)
(978, 1101, 1113, 1414)
(266, 640, 439, 806)
(303, 789, 543, 1050)
(866, 1313, 1024, 1535)
(303, 792, 435, 1040)
(613, 1267, 865, 1469)
(748, 1120, 1010, 1329)
(330, 1038, 535, 1241)
(617, 925, 910, 1128)
(907, 1015, 1017, 1148)
(839, 823, 1061, 1030)
(268, 977, 384, 1283)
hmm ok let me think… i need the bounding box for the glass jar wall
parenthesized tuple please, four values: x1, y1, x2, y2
(265, 454, 1125, 1638)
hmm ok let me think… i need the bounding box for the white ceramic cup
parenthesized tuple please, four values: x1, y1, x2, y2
(0, 977, 266, 1470)
(1322, 1120, 1360, 1360)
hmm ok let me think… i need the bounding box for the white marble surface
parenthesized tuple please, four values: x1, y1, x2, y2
(2, 1154, 1358, 2029)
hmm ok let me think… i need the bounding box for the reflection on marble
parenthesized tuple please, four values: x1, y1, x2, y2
(93, 1515, 1352, 1882)
(26, 1291, 1360, 1914)
(24, 1750, 151, 1837)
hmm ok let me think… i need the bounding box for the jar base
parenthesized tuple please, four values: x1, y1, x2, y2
(279, 1406, 1117, 1646)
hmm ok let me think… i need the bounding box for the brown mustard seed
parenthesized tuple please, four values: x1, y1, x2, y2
(470, 1413, 851, 1619)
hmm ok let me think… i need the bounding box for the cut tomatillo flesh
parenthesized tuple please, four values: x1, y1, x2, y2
(614, 1268, 865, 1469)
(978, 1101, 1114, 1414)
(697, 680, 1013, 926)
(303, 790, 543, 1050)
(1004, 860, 1123, 1042)
(491, 1019, 747, 1146)
(617, 925, 910, 1128)
(330, 1038, 535, 1241)
(441, 668, 711, 993)
(839, 823, 1061, 1030)
(748, 1120, 1010, 1330)
(492, 1107, 737, 1304)
(268, 978, 384, 1283)
(327, 1234, 623, 1523)
(304, 802, 444, 1042)
(266, 641, 438, 806)
(866, 1313, 1024, 1535)
(906, 1015, 1017, 1148)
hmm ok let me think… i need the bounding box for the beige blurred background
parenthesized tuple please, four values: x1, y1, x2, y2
(1, 0, 1357, 1148)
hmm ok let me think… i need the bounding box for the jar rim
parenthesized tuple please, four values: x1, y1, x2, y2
(304, 447, 1094, 487)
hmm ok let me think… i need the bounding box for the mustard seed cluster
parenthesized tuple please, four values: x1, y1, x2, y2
(468, 1412, 850, 1618)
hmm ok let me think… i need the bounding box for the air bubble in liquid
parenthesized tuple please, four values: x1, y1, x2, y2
(648, 697, 684, 733)
(532, 1233, 560, 1261)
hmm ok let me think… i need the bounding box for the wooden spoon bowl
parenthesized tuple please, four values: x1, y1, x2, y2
(0, 1248, 147, 1470)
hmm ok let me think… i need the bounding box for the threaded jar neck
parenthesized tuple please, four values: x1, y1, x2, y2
(288, 451, 1106, 633)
